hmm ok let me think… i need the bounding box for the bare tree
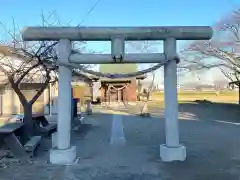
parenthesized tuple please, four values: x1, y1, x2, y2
(126, 41, 157, 102)
(0, 13, 60, 137)
(139, 73, 155, 116)
(136, 78, 142, 101)
(0, 12, 93, 137)
(126, 41, 158, 115)
(0, 41, 57, 136)
(180, 8, 240, 85)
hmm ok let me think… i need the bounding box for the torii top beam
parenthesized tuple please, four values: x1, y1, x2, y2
(21, 26, 213, 41)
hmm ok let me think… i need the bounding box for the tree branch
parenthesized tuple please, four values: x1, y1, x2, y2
(29, 70, 51, 105)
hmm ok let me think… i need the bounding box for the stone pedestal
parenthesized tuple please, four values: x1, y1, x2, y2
(50, 146, 77, 165)
(160, 144, 186, 162)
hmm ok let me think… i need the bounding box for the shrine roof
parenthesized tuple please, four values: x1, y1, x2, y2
(97, 64, 146, 82)
(99, 64, 138, 74)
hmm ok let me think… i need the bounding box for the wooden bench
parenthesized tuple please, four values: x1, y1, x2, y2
(24, 136, 42, 157)
(32, 114, 57, 136)
(0, 122, 29, 159)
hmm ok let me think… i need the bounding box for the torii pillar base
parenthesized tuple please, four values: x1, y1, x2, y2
(160, 144, 186, 162)
(50, 146, 77, 165)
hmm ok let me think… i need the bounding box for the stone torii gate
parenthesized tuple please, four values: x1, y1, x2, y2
(21, 26, 212, 165)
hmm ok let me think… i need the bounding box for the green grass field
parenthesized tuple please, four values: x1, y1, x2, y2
(151, 90, 238, 103)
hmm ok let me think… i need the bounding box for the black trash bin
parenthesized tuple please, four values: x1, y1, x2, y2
(72, 98, 79, 118)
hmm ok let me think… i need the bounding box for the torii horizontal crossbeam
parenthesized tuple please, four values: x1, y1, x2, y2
(69, 53, 176, 64)
(21, 26, 213, 41)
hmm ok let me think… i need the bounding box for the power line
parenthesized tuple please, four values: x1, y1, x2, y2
(78, 0, 103, 26)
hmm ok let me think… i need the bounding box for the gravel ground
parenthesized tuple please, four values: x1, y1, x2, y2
(1, 104, 240, 180)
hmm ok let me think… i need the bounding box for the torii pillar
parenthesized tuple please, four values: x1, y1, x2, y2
(160, 37, 186, 161)
(49, 39, 76, 164)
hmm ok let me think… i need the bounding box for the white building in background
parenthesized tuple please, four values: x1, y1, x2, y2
(0, 48, 55, 116)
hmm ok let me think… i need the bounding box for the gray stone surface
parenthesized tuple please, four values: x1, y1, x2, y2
(0, 104, 240, 179)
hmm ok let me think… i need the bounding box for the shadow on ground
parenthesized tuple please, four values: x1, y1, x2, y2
(0, 103, 240, 179)
(98, 100, 240, 124)
(178, 100, 240, 123)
